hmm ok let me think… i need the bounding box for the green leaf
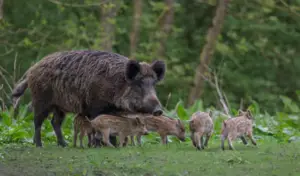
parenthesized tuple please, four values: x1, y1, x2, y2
(188, 100, 204, 115)
(175, 101, 188, 120)
(1, 113, 12, 126)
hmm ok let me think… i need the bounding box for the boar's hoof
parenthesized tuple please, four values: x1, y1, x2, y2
(58, 140, 68, 147)
(36, 144, 43, 148)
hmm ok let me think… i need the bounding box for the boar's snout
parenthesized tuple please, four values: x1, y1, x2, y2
(153, 105, 163, 116)
(144, 131, 149, 135)
(143, 93, 163, 116)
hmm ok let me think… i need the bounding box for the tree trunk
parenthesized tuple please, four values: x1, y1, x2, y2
(188, 0, 230, 106)
(129, 0, 143, 59)
(0, 0, 3, 21)
(100, 0, 120, 52)
(156, 0, 174, 58)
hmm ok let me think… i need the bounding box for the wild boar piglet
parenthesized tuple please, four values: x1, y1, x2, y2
(128, 114, 186, 145)
(220, 109, 257, 150)
(73, 114, 94, 148)
(189, 111, 214, 150)
(91, 114, 148, 147)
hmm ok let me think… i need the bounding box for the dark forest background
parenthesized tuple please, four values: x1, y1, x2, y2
(1, 0, 300, 115)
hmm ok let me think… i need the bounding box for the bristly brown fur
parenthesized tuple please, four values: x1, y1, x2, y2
(220, 109, 256, 150)
(189, 111, 214, 150)
(127, 114, 186, 145)
(73, 114, 94, 148)
(90, 114, 149, 148)
(11, 50, 166, 147)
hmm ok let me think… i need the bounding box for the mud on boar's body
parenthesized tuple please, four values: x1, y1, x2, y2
(73, 114, 94, 148)
(189, 111, 214, 150)
(11, 50, 166, 147)
(127, 114, 186, 145)
(90, 114, 148, 147)
(220, 110, 257, 150)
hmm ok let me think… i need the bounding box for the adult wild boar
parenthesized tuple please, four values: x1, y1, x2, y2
(11, 50, 166, 147)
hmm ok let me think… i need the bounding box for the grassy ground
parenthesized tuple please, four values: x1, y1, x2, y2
(0, 139, 300, 176)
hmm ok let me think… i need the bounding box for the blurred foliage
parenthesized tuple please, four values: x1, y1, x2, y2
(0, 0, 300, 115)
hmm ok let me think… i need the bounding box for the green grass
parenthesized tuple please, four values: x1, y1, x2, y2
(1, 139, 300, 176)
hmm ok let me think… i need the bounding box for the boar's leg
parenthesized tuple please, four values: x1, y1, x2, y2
(240, 136, 248, 145)
(79, 130, 85, 148)
(204, 134, 212, 148)
(87, 133, 93, 148)
(73, 125, 79, 148)
(51, 107, 67, 147)
(194, 132, 202, 150)
(130, 136, 136, 146)
(247, 132, 257, 146)
(137, 135, 142, 145)
(102, 129, 115, 148)
(160, 134, 168, 145)
(190, 132, 196, 147)
(119, 134, 126, 148)
(220, 134, 226, 151)
(32, 100, 51, 147)
(33, 110, 50, 147)
(200, 135, 205, 150)
(227, 137, 235, 150)
(123, 136, 129, 147)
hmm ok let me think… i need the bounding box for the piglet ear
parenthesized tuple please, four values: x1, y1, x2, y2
(125, 60, 141, 82)
(208, 110, 212, 118)
(246, 109, 253, 119)
(238, 109, 244, 116)
(151, 60, 166, 82)
(177, 119, 181, 125)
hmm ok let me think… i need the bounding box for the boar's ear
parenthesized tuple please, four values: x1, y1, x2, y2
(151, 60, 166, 82)
(125, 60, 141, 82)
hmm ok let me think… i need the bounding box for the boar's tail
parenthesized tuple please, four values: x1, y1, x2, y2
(11, 76, 28, 110)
